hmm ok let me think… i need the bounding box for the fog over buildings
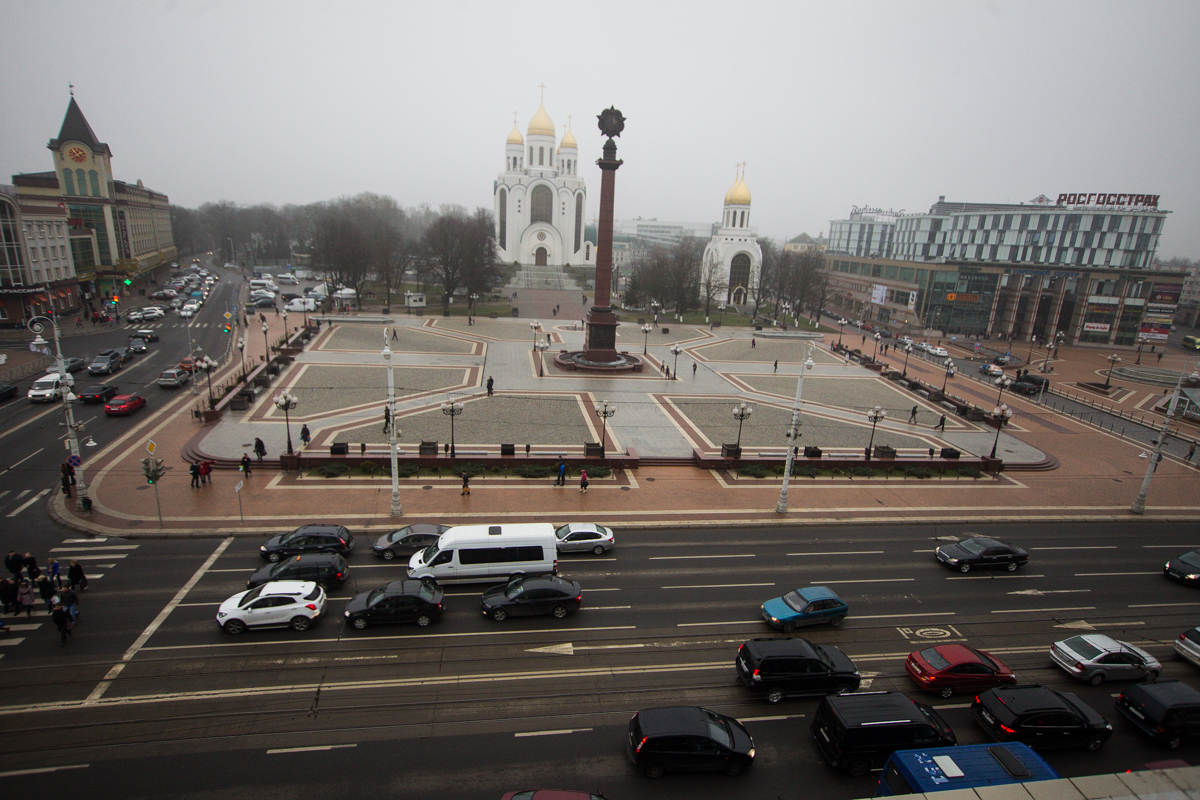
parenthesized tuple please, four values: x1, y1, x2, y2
(3, 0, 1198, 257)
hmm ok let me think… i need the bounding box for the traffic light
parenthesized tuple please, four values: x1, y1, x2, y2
(141, 457, 166, 484)
(123, 279, 132, 286)
(222, 322, 232, 333)
(112, 294, 120, 303)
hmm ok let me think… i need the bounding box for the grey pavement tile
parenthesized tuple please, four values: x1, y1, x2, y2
(278, 365, 467, 416)
(745, 375, 934, 413)
(333, 395, 593, 446)
(325, 324, 473, 354)
(701, 339, 841, 364)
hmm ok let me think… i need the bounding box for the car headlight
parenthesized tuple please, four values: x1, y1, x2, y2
(747, 748, 755, 759)
(1188, 574, 1200, 580)
(944, 556, 959, 563)
(344, 611, 350, 618)
(260, 545, 267, 552)
(769, 616, 779, 623)
(217, 611, 226, 618)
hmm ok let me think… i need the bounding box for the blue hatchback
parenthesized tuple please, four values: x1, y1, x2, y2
(761, 586, 848, 632)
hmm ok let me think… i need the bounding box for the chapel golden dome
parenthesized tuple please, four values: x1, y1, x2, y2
(560, 127, 577, 149)
(527, 102, 556, 137)
(506, 122, 524, 145)
(725, 177, 752, 206)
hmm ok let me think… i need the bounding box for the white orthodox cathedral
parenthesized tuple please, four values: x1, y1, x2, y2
(494, 99, 594, 269)
(702, 165, 762, 305)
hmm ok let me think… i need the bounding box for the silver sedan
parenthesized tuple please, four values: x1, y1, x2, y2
(554, 523, 614, 555)
(1050, 634, 1161, 686)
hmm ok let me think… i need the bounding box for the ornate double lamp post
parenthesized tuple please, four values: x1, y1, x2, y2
(732, 402, 752, 450)
(530, 320, 541, 350)
(641, 323, 652, 355)
(989, 403, 1013, 459)
(595, 400, 617, 453)
(994, 374, 1014, 404)
(669, 344, 683, 380)
(866, 405, 887, 460)
(534, 340, 549, 376)
(872, 332, 882, 361)
(198, 355, 219, 406)
(941, 358, 956, 393)
(1104, 353, 1122, 389)
(776, 343, 816, 514)
(441, 401, 463, 457)
(837, 317, 847, 348)
(901, 342, 914, 377)
(274, 389, 298, 455)
(27, 312, 89, 511)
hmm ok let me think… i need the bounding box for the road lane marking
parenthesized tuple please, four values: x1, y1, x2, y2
(62, 538, 107, 543)
(85, 536, 234, 703)
(946, 574, 1044, 580)
(267, 744, 357, 754)
(50, 545, 138, 552)
(515, 728, 593, 738)
(0, 764, 88, 777)
(822, 578, 914, 584)
(991, 607, 1095, 613)
(1075, 572, 1157, 576)
(1128, 602, 1200, 608)
(7, 489, 49, 517)
(788, 551, 885, 556)
(855, 612, 956, 620)
(585, 606, 631, 610)
(57, 554, 126, 561)
(1036, 546, 1117, 550)
(649, 554, 755, 560)
(678, 620, 761, 627)
(207, 568, 252, 573)
(663, 583, 776, 589)
(1142, 545, 1199, 548)
(5, 624, 43, 632)
(139, 625, 638, 651)
(0, 639, 26, 647)
(739, 714, 805, 722)
(7, 448, 45, 471)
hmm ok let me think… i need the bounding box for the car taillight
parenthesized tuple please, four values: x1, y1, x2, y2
(553, 558, 559, 574)
(1179, 633, 1187, 641)
(574, 594, 582, 602)
(636, 737, 647, 754)
(339, 539, 347, 546)
(1000, 724, 1016, 734)
(336, 573, 343, 580)
(305, 604, 317, 610)
(1074, 661, 1085, 671)
(437, 603, 443, 611)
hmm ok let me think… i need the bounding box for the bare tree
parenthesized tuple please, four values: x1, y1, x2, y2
(312, 201, 371, 301)
(664, 236, 704, 315)
(699, 250, 728, 319)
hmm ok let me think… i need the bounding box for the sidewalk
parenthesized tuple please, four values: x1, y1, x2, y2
(48, 311, 1200, 538)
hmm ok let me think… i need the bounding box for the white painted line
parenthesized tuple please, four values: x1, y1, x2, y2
(823, 578, 914, 584)
(737, 714, 804, 722)
(57, 554, 126, 561)
(62, 538, 108, 544)
(649, 554, 755, 560)
(561, 558, 617, 562)
(139, 625, 638, 651)
(1036, 546, 1117, 550)
(14, 490, 29, 499)
(7, 488, 49, 517)
(1128, 602, 1200, 608)
(678, 620, 761, 627)
(855, 612, 956, 620)
(0, 639, 26, 647)
(207, 568, 252, 573)
(86, 537, 234, 703)
(1075, 572, 1157, 577)
(514, 728, 593, 738)
(267, 744, 357, 754)
(663, 583, 776, 589)
(585, 606, 631, 611)
(1142, 545, 1199, 548)
(7, 448, 45, 471)
(788, 551, 885, 556)
(50, 545, 138, 552)
(946, 574, 1045, 580)
(938, 703, 972, 710)
(5, 624, 43, 632)
(991, 607, 1095, 614)
(0, 764, 88, 777)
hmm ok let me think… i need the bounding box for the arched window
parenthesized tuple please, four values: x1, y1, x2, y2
(498, 189, 507, 249)
(62, 169, 76, 195)
(729, 253, 751, 302)
(530, 185, 552, 224)
(76, 170, 87, 196)
(89, 171, 100, 196)
(574, 193, 583, 252)
(538, 147, 544, 166)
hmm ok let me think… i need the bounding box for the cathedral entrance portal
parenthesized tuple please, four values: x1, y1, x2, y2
(535, 247, 548, 266)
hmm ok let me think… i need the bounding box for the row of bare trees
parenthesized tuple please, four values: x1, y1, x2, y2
(170, 195, 504, 312)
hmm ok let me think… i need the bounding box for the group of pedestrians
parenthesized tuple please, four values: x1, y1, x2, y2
(2, 551, 88, 646)
(550, 457, 589, 493)
(189, 460, 216, 488)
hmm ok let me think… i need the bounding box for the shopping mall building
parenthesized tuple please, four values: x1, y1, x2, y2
(821, 194, 1180, 348)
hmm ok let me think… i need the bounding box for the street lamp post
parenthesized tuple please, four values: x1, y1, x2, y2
(382, 333, 402, 516)
(27, 312, 89, 512)
(237, 336, 246, 381)
(837, 317, 847, 348)
(732, 402, 752, 450)
(901, 342, 914, 377)
(441, 401, 463, 458)
(227, 237, 234, 271)
(641, 323, 652, 354)
(198, 355, 218, 407)
(1104, 353, 1122, 389)
(1135, 339, 1144, 365)
(469, 293, 479, 318)
(941, 358, 956, 393)
(261, 320, 270, 365)
(650, 300, 661, 327)
(994, 375, 1014, 405)
(186, 316, 199, 396)
(717, 304, 726, 326)
(865, 405, 886, 460)
(872, 332, 882, 362)
(1131, 361, 1200, 514)
(776, 343, 816, 514)
(281, 308, 288, 336)
(534, 340, 549, 376)
(530, 320, 541, 350)
(1026, 334, 1038, 365)
(274, 389, 298, 456)
(989, 403, 1013, 459)
(669, 345, 683, 380)
(594, 400, 617, 453)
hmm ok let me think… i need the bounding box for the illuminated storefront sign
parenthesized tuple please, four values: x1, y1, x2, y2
(1056, 193, 1160, 207)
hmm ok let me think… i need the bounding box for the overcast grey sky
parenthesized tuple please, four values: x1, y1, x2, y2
(4, 1, 1199, 258)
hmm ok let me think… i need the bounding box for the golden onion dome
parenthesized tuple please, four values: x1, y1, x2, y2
(506, 122, 524, 145)
(527, 101, 555, 137)
(560, 127, 577, 149)
(726, 178, 752, 206)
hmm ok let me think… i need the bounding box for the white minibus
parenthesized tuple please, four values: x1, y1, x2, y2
(407, 523, 557, 583)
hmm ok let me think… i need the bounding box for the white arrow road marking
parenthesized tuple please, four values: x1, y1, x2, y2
(527, 643, 647, 655)
(1008, 589, 1091, 595)
(1053, 620, 1147, 630)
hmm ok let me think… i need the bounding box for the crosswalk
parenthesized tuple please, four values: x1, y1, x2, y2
(1, 536, 134, 656)
(0, 489, 51, 518)
(123, 321, 222, 330)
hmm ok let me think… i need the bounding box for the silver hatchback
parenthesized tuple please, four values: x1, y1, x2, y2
(1050, 634, 1161, 686)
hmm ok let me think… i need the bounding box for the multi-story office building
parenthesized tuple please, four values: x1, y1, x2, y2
(0, 184, 80, 324)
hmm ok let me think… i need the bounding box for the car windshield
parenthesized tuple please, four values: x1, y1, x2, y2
(385, 528, 410, 543)
(813, 644, 836, 668)
(1063, 636, 1103, 659)
(957, 539, 987, 555)
(238, 586, 265, 607)
(32, 379, 56, 389)
(365, 588, 387, 607)
(555, 525, 572, 540)
(418, 583, 438, 602)
(419, 544, 439, 563)
(1179, 551, 1200, 569)
(782, 591, 808, 613)
(504, 581, 528, 600)
(920, 648, 951, 670)
(268, 560, 294, 577)
(699, 707, 733, 748)
(976, 651, 1001, 672)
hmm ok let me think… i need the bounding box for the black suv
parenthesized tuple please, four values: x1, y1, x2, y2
(88, 350, 122, 375)
(811, 691, 956, 776)
(972, 685, 1112, 751)
(78, 384, 119, 404)
(627, 706, 755, 778)
(344, 580, 445, 630)
(736, 638, 860, 703)
(260, 524, 354, 561)
(1116, 680, 1200, 749)
(247, 553, 349, 590)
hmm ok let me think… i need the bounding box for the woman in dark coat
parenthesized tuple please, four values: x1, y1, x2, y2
(67, 559, 88, 591)
(37, 576, 56, 613)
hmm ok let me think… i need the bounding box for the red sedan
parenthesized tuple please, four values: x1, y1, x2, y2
(104, 394, 146, 416)
(905, 644, 1016, 698)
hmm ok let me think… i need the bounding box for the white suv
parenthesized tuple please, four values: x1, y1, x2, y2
(216, 581, 327, 634)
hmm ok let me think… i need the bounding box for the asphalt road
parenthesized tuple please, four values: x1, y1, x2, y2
(1, 521, 1197, 798)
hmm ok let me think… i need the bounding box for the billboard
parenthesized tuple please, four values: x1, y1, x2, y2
(1083, 322, 1111, 333)
(871, 284, 888, 305)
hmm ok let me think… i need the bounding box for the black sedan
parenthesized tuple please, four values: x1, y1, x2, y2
(126, 338, 148, 353)
(371, 524, 449, 560)
(0, 384, 17, 402)
(972, 685, 1113, 751)
(935, 536, 1028, 573)
(1164, 549, 1200, 586)
(133, 329, 159, 342)
(344, 580, 444, 630)
(481, 575, 582, 621)
(56, 357, 87, 373)
(115, 347, 136, 364)
(259, 524, 354, 561)
(77, 384, 119, 403)
(253, 297, 276, 308)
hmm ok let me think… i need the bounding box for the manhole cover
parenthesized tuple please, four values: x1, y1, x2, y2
(136, 485, 151, 491)
(422, 485, 433, 490)
(621, 486, 630, 491)
(646, 477, 655, 482)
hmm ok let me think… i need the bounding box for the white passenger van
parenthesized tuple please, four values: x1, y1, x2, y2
(407, 523, 557, 583)
(249, 279, 278, 294)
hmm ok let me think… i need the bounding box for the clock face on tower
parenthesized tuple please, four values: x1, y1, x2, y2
(68, 147, 87, 163)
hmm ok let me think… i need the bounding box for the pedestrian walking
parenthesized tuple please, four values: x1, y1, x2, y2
(460, 471, 471, 496)
(274, 305, 279, 317)
(67, 560, 88, 592)
(241, 453, 252, 476)
(751, 339, 756, 348)
(773, 360, 778, 373)
(199, 460, 214, 485)
(555, 456, 567, 487)
(52, 603, 71, 646)
(391, 328, 398, 341)
(300, 424, 311, 447)
(935, 414, 947, 431)
(23, 553, 40, 582)
(16, 579, 35, 617)
(0, 578, 16, 614)
(1158, 351, 1164, 363)
(61, 471, 73, 497)
(1187, 443, 1196, 464)
(579, 469, 589, 494)
(692, 362, 697, 377)
(189, 462, 201, 488)
(664, 365, 670, 379)
(486, 376, 494, 396)
(37, 576, 56, 613)
(254, 438, 267, 462)
(60, 587, 79, 623)
(61, 461, 76, 494)
(383, 406, 391, 434)
(5, 550, 22, 580)
(908, 405, 918, 424)
(47, 558, 61, 590)
(259, 313, 267, 324)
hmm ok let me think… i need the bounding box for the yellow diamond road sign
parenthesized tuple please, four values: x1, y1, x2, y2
(224, 311, 232, 319)
(147, 439, 156, 455)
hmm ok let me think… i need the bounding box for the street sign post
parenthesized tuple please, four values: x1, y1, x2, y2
(235, 480, 244, 522)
